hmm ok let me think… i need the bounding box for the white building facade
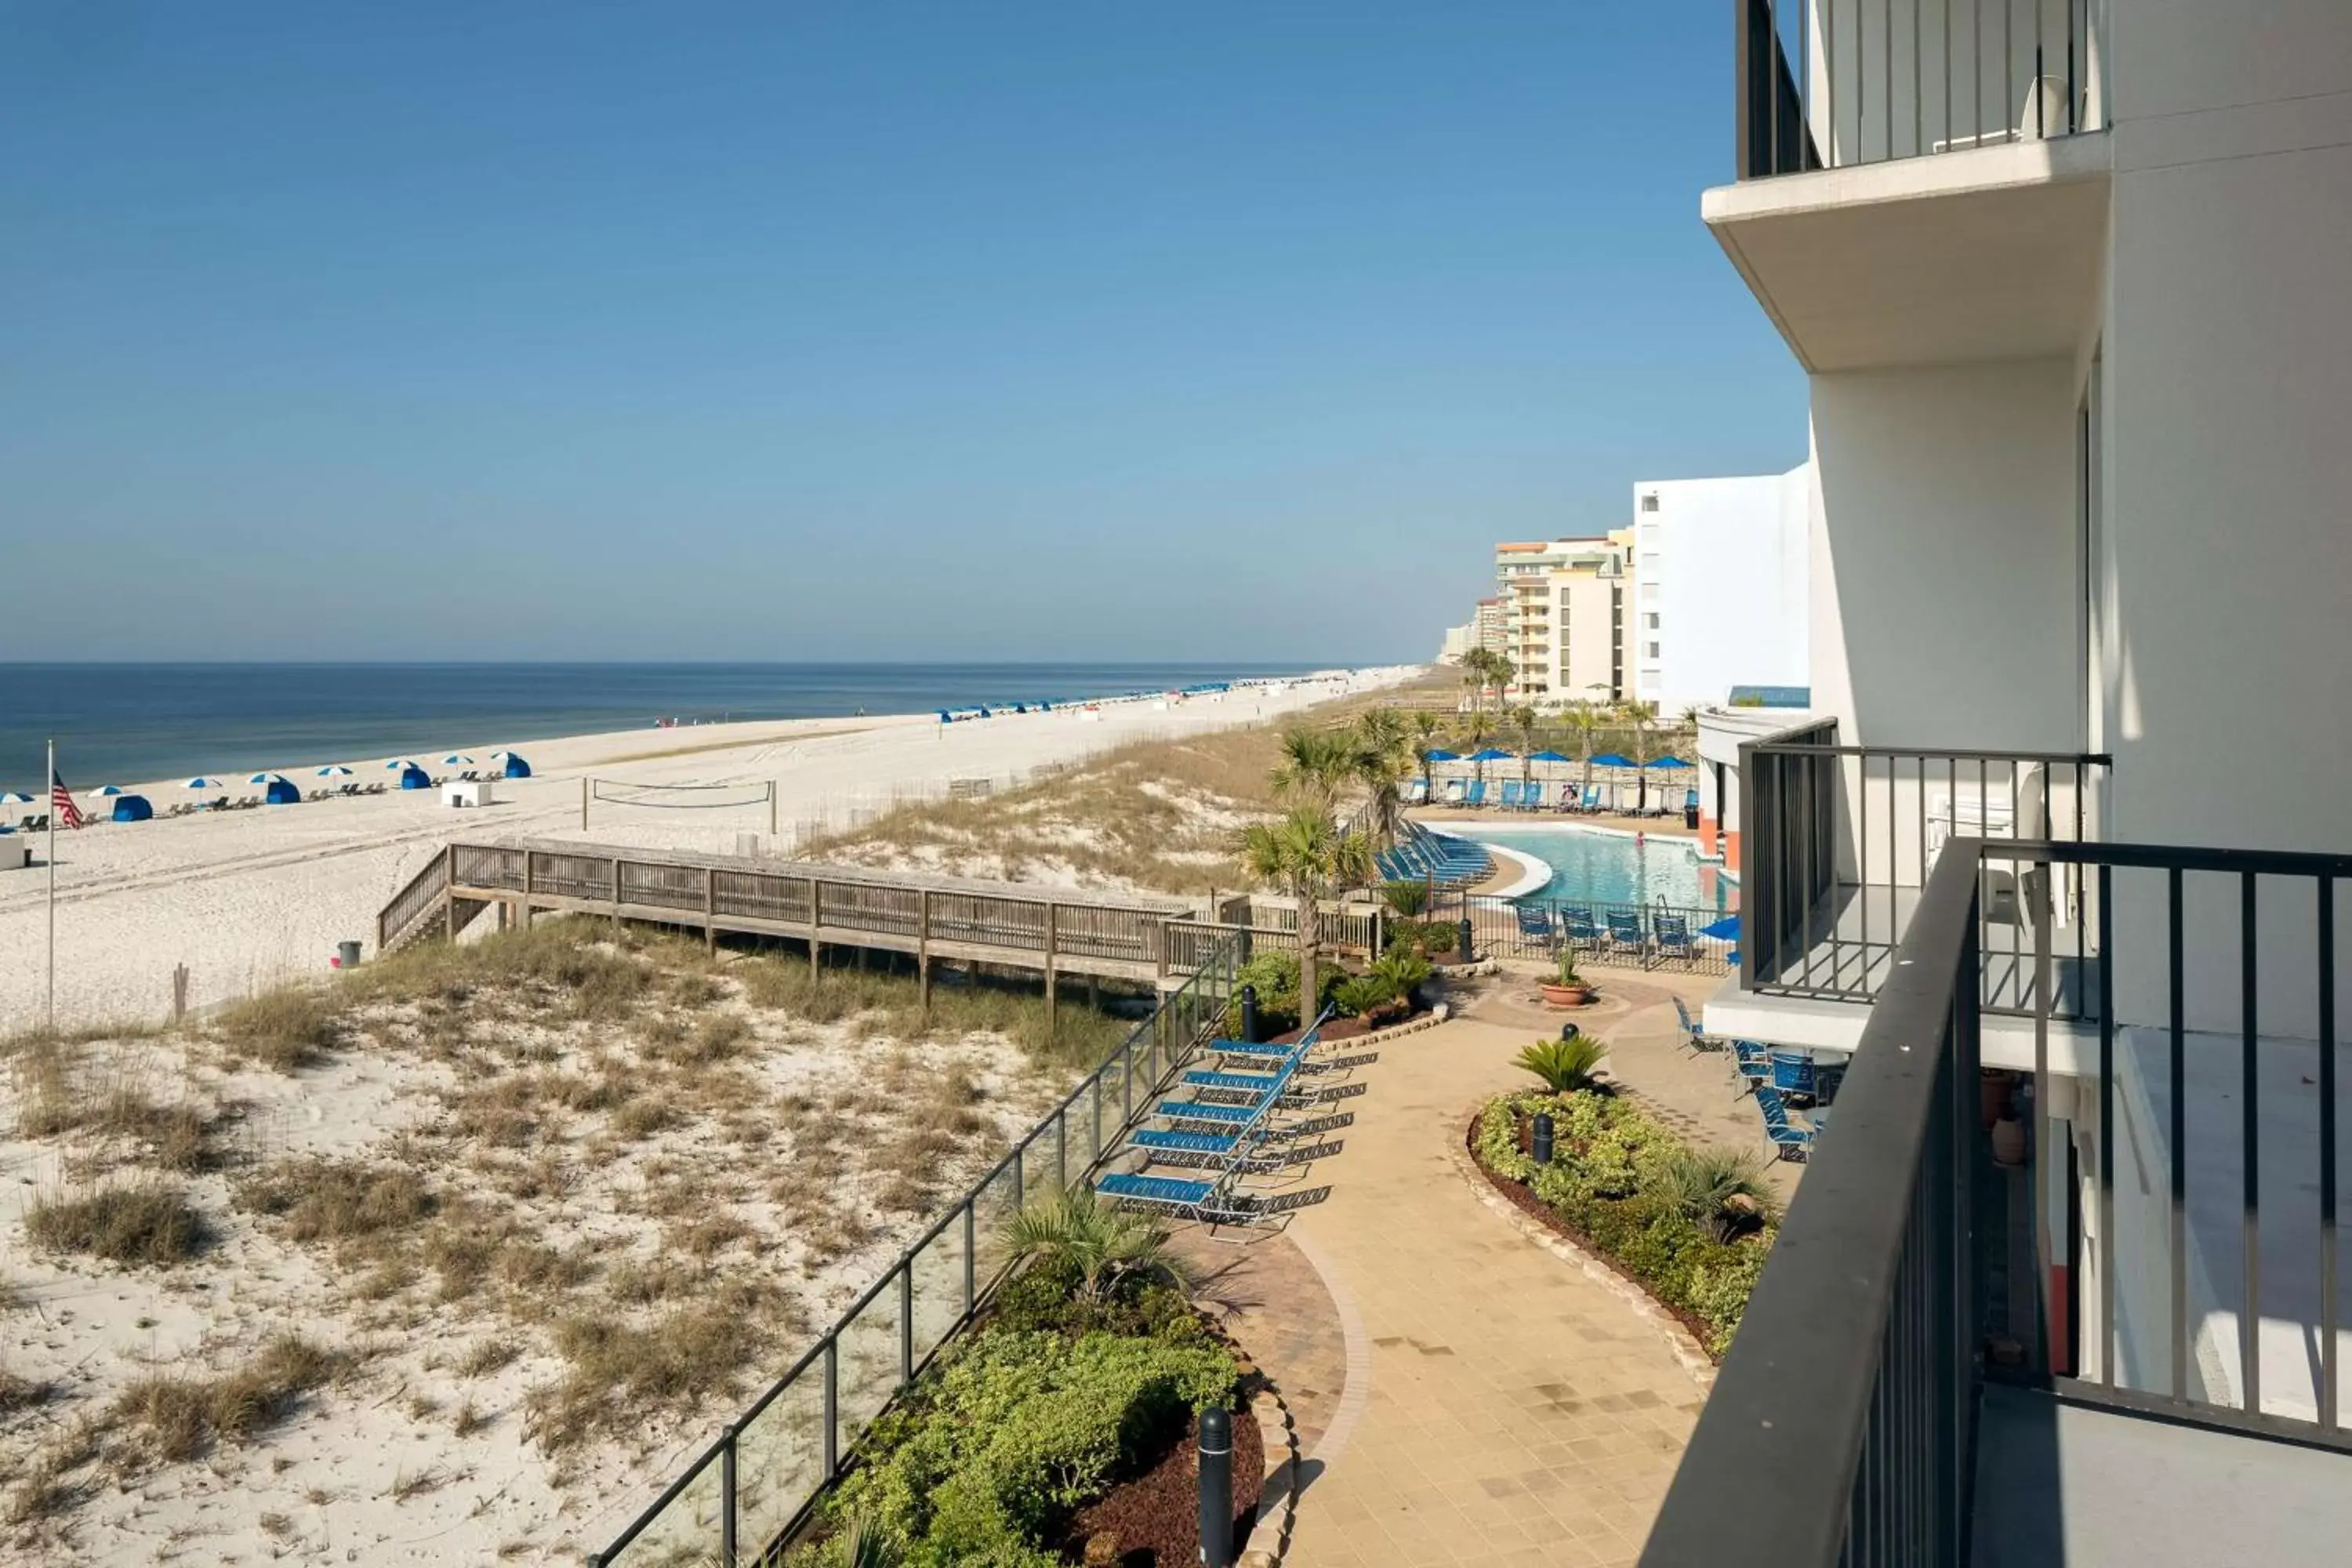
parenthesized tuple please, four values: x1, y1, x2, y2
(1630, 464, 1811, 715)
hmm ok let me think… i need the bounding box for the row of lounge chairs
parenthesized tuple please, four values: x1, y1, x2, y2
(1374, 820, 1492, 887)
(1515, 902, 1700, 965)
(1095, 1011, 1352, 1229)
(1405, 777, 1693, 817)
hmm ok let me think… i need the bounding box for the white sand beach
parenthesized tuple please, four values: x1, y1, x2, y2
(0, 668, 1417, 1035)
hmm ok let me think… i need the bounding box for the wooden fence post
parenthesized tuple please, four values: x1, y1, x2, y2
(918, 890, 933, 1011)
(705, 866, 717, 955)
(1043, 902, 1058, 1026)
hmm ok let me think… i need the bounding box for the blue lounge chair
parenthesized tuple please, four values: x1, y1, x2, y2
(1498, 779, 1523, 809)
(1605, 909, 1646, 960)
(1769, 1050, 1817, 1102)
(1443, 779, 1466, 803)
(1523, 781, 1547, 811)
(1577, 784, 1602, 813)
(1465, 779, 1488, 808)
(1654, 913, 1696, 966)
(1180, 1068, 1289, 1097)
(1404, 779, 1430, 804)
(1515, 904, 1556, 950)
(1560, 907, 1601, 953)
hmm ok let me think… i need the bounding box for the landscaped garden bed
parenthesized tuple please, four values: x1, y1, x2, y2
(1468, 1040, 1780, 1359)
(796, 1191, 1261, 1566)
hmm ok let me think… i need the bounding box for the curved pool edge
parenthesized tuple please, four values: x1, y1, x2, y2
(1432, 836, 1552, 899)
(1417, 817, 1739, 888)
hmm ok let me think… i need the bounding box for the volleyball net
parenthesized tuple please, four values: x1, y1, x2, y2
(582, 776, 777, 830)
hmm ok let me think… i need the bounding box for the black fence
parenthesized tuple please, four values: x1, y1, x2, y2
(1735, 0, 2099, 180)
(1643, 835, 2352, 1564)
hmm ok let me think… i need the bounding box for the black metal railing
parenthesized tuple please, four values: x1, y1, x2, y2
(1436, 891, 1738, 978)
(1740, 735, 2108, 1014)
(588, 934, 1242, 1566)
(1642, 841, 1983, 1566)
(1735, 0, 2100, 180)
(1643, 834, 2352, 1564)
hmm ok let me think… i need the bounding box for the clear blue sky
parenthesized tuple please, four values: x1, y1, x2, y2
(0, 2, 1804, 664)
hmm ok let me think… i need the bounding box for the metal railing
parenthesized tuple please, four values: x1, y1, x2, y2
(590, 930, 1243, 1566)
(1642, 834, 2352, 1564)
(1735, 0, 2102, 180)
(1740, 728, 2108, 1014)
(1440, 891, 1738, 978)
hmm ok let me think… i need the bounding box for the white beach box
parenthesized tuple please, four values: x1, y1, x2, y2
(0, 837, 27, 873)
(442, 780, 495, 809)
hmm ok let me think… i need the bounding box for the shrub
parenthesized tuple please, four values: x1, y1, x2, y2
(1384, 919, 1461, 960)
(1513, 1036, 1608, 1094)
(215, 986, 341, 1071)
(1474, 1091, 1775, 1356)
(1380, 880, 1431, 917)
(824, 1327, 1237, 1563)
(1330, 976, 1391, 1018)
(26, 1181, 209, 1265)
(1653, 1147, 1782, 1243)
(1365, 946, 1430, 1000)
(113, 1334, 346, 1468)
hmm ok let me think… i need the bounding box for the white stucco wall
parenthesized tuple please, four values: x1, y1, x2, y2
(1807, 358, 2083, 753)
(1633, 466, 1809, 715)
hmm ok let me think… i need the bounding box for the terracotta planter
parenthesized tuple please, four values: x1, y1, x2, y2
(1980, 1069, 2016, 1131)
(1991, 1115, 2027, 1167)
(1539, 983, 1593, 1007)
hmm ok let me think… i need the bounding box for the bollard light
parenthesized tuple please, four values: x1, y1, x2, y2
(1239, 984, 1259, 1045)
(1197, 1406, 1234, 1568)
(1456, 916, 1474, 964)
(1532, 1111, 1555, 1166)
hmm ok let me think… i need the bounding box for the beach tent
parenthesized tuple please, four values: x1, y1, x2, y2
(110, 794, 154, 823)
(265, 779, 302, 806)
(397, 764, 432, 790)
(490, 750, 532, 779)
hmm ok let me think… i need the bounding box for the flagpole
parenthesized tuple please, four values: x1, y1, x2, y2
(47, 736, 57, 1033)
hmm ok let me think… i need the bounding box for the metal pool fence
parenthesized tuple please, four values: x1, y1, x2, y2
(589, 933, 1243, 1567)
(1438, 891, 1738, 978)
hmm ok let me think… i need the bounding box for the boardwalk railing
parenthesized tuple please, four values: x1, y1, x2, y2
(588, 930, 1243, 1566)
(378, 847, 453, 951)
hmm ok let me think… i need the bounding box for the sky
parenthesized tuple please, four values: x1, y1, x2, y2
(0, 2, 1806, 665)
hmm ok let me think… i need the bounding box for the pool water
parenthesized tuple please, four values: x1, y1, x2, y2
(1446, 827, 1736, 913)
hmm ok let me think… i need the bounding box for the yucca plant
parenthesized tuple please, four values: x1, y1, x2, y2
(1514, 1034, 1609, 1094)
(1367, 946, 1430, 1001)
(1655, 1147, 1783, 1243)
(999, 1185, 1190, 1303)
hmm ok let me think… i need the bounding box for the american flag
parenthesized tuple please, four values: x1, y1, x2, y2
(50, 768, 85, 830)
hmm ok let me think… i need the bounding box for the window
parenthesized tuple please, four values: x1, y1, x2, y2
(1645, 612, 1659, 630)
(1640, 494, 1659, 513)
(1646, 641, 1661, 659)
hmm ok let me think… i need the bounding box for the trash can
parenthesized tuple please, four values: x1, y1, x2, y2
(1685, 805, 1700, 829)
(335, 940, 362, 970)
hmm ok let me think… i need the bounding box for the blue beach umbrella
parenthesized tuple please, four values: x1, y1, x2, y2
(1423, 748, 1461, 762)
(248, 771, 287, 785)
(1588, 753, 1637, 770)
(93, 785, 125, 797)
(1645, 756, 1694, 770)
(1700, 914, 1742, 941)
(0, 791, 32, 805)
(182, 777, 222, 790)
(1468, 747, 1514, 762)
(1527, 750, 1572, 764)
(316, 765, 354, 778)
(441, 753, 475, 766)
(385, 758, 419, 770)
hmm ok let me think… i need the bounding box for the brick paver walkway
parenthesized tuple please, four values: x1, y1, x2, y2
(1254, 1007, 1710, 1568)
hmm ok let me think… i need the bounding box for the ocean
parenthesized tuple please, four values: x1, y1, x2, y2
(0, 662, 1327, 791)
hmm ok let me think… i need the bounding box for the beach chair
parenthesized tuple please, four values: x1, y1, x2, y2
(1604, 909, 1646, 962)
(1560, 906, 1601, 954)
(1465, 779, 1488, 808)
(1731, 1040, 1773, 1094)
(1498, 780, 1523, 810)
(1653, 913, 1696, 966)
(1443, 779, 1465, 804)
(1755, 1086, 1813, 1162)
(1577, 784, 1602, 814)
(1515, 903, 1556, 953)
(1522, 781, 1547, 811)
(1403, 779, 1429, 805)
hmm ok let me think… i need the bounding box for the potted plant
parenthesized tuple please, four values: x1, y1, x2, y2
(1539, 951, 1595, 1007)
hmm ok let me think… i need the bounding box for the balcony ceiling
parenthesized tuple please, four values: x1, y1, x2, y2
(1702, 136, 2111, 373)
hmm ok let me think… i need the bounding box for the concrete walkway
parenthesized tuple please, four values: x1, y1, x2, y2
(1222, 997, 1712, 1568)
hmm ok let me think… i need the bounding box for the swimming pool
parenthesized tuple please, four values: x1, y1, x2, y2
(1439, 826, 1737, 912)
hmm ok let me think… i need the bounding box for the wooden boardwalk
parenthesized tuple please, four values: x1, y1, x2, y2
(376, 837, 1372, 1000)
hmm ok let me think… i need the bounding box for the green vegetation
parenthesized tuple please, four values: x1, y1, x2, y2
(1512, 1034, 1609, 1095)
(999, 1187, 1189, 1305)
(25, 1181, 210, 1266)
(1475, 1091, 1776, 1356)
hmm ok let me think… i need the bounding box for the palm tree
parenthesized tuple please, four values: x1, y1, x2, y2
(1619, 699, 1657, 813)
(999, 1185, 1189, 1302)
(1240, 804, 1375, 1023)
(1508, 703, 1539, 792)
(1566, 701, 1604, 803)
(1270, 726, 1358, 808)
(1351, 708, 1411, 848)
(1409, 710, 1446, 799)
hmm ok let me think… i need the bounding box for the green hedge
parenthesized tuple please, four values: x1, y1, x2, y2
(1475, 1091, 1772, 1357)
(815, 1308, 1238, 1566)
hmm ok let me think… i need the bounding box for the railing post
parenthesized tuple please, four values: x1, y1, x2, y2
(811, 878, 824, 968)
(1044, 901, 1058, 1025)
(720, 1425, 738, 1566)
(444, 845, 458, 941)
(963, 1200, 977, 1319)
(705, 866, 717, 955)
(822, 1337, 839, 1477)
(898, 1262, 914, 1384)
(918, 889, 933, 1011)
(610, 855, 622, 935)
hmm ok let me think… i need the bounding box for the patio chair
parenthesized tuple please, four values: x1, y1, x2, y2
(1653, 913, 1696, 966)
(1769, 1050, 1817, 1103)
(1672, 994, 1724, 1053)
(1755, 1086, 1813, 1162)
(1731, 1039, 1773, 1094)
(1604, 909, 1646, 961)
(1499, 780, 1524, 810)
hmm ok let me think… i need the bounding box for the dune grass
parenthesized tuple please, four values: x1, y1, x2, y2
(26, 1181, 210, 1267)
(111, 1334, 347, 1470)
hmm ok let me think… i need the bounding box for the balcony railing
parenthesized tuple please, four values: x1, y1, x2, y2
(1735, 0, 2103, 181)
(1642, 836, 2352, 1565)
(1738, 719, 2109, 1014)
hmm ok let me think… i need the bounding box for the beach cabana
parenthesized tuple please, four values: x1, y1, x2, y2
(397, 764, 432, 791)
(111, 794, 154, 823)
(490, 751, 532, 779)
(264, 779, 302, 806)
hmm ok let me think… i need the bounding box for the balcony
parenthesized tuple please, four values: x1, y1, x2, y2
(1705, 717, 2109, 1069)
(1708, 0, 2110, 372)
(1644, 837, 2352, 1566)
